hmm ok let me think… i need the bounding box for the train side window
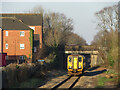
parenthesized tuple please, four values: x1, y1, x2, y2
(69, 57, 72, 62)
(78, 57, 82, 62)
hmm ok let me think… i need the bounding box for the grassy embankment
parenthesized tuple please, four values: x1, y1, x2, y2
(96, 69, 118, 88)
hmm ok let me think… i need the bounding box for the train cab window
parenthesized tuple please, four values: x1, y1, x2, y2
(78, 57, 82, 62)
(69, 57, 72, 62)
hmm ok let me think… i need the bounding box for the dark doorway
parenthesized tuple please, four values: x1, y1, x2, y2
(82, 54, 91, 70)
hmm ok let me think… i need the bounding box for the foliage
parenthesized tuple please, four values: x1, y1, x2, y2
(95, 5, 118, 31)
(65, 32, 87, 45)
(23, 55, 27, 60)
(16, 78, 44, 88)
(92, 5, 118, 69)
(33, 45, 52, 60)
(2, 63, 51, 88)
(30, 6, 87, 66)
(29, 29, 34, 59)
(105, 69, 118, 75)
(43, 12, 74, 48)
(30, 6, 86, 48)
(107, 54, 114, 67)
(97, 76, 114, 87)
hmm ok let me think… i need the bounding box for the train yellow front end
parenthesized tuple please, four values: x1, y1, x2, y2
(67, 54, 84, 75)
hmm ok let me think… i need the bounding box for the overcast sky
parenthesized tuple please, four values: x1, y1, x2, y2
(1, 2, 117, 44)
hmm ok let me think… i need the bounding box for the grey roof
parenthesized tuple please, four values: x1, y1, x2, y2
(1, 13, 42, 26)
(0, 17, 31, 30)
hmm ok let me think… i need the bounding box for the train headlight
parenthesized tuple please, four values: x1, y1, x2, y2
(78, 65, 81, 69)
(69, 66, 72, 69)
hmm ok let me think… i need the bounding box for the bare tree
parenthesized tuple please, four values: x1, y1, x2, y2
(95, 5, 118, 31)
(66, 32, 87, 45)
(93, 5, 118, 69)
(30, 6, 74, 48)
(30, 5, 44, 15)
(43, 12, 73, 48)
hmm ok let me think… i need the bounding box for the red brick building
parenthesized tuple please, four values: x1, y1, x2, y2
(2, 14, 43, 50)
(0, 14, 43, 64)
(0, 17, 33, 60)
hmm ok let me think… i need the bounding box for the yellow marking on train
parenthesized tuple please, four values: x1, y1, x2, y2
(74, 57, 77, 69)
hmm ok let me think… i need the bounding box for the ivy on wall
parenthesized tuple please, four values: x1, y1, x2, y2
(29, 29, 34, 59)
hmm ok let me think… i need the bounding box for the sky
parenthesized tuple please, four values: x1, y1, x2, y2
(1, 1, 118, 45)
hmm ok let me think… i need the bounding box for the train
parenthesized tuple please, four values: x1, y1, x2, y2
(67, 54, 85, 75)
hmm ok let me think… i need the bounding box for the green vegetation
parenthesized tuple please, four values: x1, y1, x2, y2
(29, 29, 34, 59)
(29, 54, 31, 59)
(31, 6, 87, 68)
(12, 78, 44, 88)
(2, 63, 50, 88)
(23, 56, 27, 60)
(96, 69, 118, 88)
(97, 76, 114, 87)
(118, 77, 120, 83)
(92, 5, 118, 70)
(16, 65, 19, 69)
(105, 69, 118, 75)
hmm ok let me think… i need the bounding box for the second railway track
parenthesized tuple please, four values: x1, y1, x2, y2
(51, 75, 82, 89)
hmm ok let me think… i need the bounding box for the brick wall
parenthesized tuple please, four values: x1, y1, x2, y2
(29, 26, 42, 48)
(3, 30, 32, 59)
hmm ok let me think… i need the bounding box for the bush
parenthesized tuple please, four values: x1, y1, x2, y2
(97, 76, 114, 87)
(33, 45, 52, 61)
(107, 54, 114, 67)
(17, 78, 44, 88)
(2, 62, 50, 88)
(3, 64, 18, 87)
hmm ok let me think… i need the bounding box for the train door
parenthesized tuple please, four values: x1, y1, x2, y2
(73, 56, 78, 70)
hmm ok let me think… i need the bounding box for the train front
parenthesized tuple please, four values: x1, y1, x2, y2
(67, 55, 84, 75)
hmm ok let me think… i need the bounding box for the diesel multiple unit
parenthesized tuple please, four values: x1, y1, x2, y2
(67, 54, 85, 75)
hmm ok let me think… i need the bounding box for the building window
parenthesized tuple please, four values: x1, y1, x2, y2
(34, 47, 37, 52)
(20, 44, 24, 49)
(20, 31, 24, 36)
(6, 31, 8, 36)
(20, 56, 24, 60)
(5, 43, 8, 49)
(5, 56, 8, 60)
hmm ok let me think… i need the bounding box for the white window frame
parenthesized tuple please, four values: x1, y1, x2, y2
(20, 44, 25, 49)
(6, 31, 8, 36)
(34, 47, 37, 52)
(5, 56, 8, 60)
(20, 31, 25, 36)
(20, 56, 24, 60)
(5, 43, 8, 49)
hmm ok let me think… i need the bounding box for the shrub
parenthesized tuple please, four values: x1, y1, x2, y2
(97, 76, 114, 87)
(107, 54, 114, 67)
(2, 63, 38, 88)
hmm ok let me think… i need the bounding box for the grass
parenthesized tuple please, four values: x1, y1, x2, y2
(12, 78, 45, 88)
(105, 69, 118, 75)
(97, 76, 114, 87)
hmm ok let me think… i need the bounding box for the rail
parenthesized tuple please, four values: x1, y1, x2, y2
(51, 75, 82, 89)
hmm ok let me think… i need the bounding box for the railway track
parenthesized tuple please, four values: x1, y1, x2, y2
(51, 75, 82, 89)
